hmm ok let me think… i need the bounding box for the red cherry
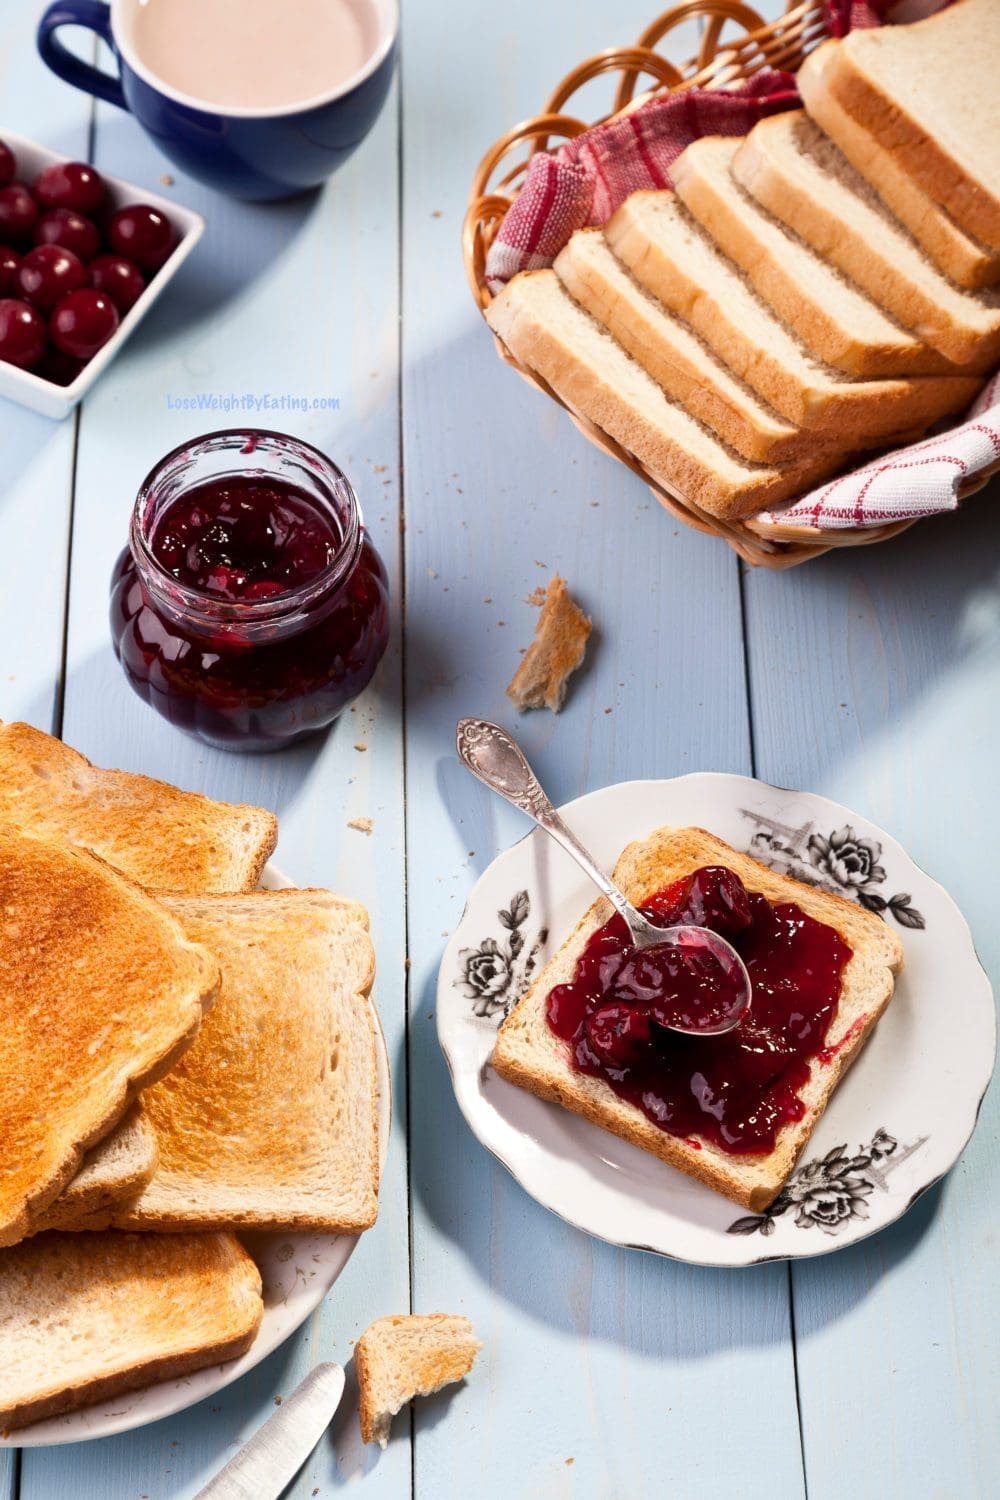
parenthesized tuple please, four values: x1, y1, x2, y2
(0, 184, 39, 244)
(0, 141, 15, 189)
(36, 346, 85, 387)
(33, 207, 101, 260)
(108, 204, 174, 271)
(49, 288, 119, 360)
(88, 252, 145, 313)
(33, 160, 105, 216)
(0, 298, 47, 368)
(16, 244, 87, 313)
(0, 245, 20, 296)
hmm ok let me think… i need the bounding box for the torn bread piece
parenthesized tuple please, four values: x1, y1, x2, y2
(508, 575, 592, 713)
(356, 1314, 482, 1449)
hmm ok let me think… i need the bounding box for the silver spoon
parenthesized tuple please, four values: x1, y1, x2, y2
(456, 719, 751, 1037)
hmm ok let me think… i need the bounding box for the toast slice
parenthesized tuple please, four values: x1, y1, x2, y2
(92, 889, 380, 1236)
(798, 42, 1000, 289)
(829, 0, 1000, 248)
(605, 194, 982, 433)
(554, 229, 842, 463)
(29, 1106, 159, 1235)
(492, 827, 903, 1212)
(0, 722, 277, 893)
(672, 135, 949, 377)
(356, 1314, 482, 1448)
(733, 112, 1000, 370)
(485, 271, 850, 521)
(0, 1230, 262, 1431)
(0, 828, 218, 1248)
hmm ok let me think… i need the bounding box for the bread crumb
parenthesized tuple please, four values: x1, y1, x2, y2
(348, 817, 373, 835)
(566, 1457, 574, 1465)
(274, 1395, 283, 1405)
(525, 585, 547, 607)
(427, 568, 438, 578)
(354, 743, 367, 752)
(534, 559, 547, 568)
(373, 463, 387, 473)
(160, 173, 174, 186)
(432, 209, 442, 218)
(507, 576, 592, 714)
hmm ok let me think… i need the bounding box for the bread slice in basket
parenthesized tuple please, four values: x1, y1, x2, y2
(0, 721, 277, 894)
(82, 889, 381, 1236)
(732, 111, 1000, 371)
(605, 195, 982, 434)
(485, 270, 849, 521)
(492, 827, 903, 1212)
(822, 0, 1000, 250)
(0, 1230, 262, 1431)
(0, 828, 219, 1248)
(673, 135, 949, 378)
(797, 42, 1000, 291)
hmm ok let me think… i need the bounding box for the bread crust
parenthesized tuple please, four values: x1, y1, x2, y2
(507, 575, 592, 712)
(492, 826, 903, 1212)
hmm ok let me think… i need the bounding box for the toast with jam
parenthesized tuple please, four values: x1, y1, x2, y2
(492, 826, 903, 1211)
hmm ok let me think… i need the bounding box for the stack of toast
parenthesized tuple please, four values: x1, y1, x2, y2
(0, 722, 381, 1432)
(486, 0, 1000, 524)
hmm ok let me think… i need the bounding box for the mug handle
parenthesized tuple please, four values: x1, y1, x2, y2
(37, 0, 127, 110)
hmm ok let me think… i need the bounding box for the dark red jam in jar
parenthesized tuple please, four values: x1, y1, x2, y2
(110, 431, 389, 751)
(545, 866, 853, 1155)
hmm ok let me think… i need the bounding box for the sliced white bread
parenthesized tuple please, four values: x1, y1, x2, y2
(605, 192, 982, 433)
(0, 721, 277, 894)
(90, 889, 380, 1236)
(672, 135, 949, 377)
(830, 0, 1000, 249)
(0, 828, 218, 1249)
(485, 271, 852, 521)
(0, 1230, 262, 1431)
(492, 826, 904, 1212)
(798, 41, 1000, 289)
(356, 1314, 482, 1449)
(29, 1106, 158, 1234)
(554, 228, 840, 463)
(733, 112, 1000, 370)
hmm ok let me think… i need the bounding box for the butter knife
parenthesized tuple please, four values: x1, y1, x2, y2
(193, 1362, 345, 1500)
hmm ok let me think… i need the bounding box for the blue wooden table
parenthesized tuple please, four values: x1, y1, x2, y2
(2, 2, 997, 1496)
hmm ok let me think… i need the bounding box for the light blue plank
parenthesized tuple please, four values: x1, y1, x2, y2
(742, 498, 1000, 1499)
(19, 68, 408, 1500)
(401, 2, 805, 1496)
(0, 7, 92, 734)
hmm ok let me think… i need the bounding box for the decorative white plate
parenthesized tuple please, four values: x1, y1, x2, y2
(9, 865, 390, 1446)
(437, 775, 995, 1267)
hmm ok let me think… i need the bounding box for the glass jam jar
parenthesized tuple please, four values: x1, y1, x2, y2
(110, 430, 390, 752)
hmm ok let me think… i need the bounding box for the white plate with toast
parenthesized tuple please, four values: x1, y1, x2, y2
(8, 864, 391, 1448)
(437, 775, 995, 1266)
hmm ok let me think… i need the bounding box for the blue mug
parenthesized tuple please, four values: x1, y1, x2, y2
(37, 0, 398, 200)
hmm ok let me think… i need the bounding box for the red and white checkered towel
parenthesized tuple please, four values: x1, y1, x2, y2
(753, 374, 1000, 531)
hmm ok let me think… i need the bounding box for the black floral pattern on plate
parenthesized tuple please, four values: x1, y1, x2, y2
(456, 890, 548, 1021)
(727, 1128, 928, 1237)
(742, 812, 925, 930)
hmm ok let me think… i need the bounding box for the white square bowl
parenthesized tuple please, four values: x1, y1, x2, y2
(0, 132, 204, 420)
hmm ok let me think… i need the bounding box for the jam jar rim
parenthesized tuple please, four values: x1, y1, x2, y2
(129, 428, 366, 627)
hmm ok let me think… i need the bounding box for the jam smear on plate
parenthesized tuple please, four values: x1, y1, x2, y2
(545, 865, 852, 1155)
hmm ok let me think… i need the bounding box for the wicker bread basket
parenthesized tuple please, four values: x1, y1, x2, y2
(463, 0, 995, 568)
